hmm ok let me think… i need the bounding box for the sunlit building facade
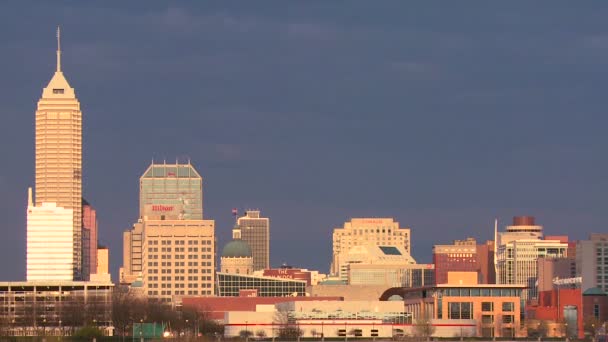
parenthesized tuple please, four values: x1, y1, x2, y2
(331, 218, 410, 276)
(27, 191, 74, 281)
(496, 217, 568, 301)
(34, 29, 83, 280)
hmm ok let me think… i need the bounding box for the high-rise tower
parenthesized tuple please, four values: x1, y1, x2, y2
(34, 28, 83, 280)
(238, 210, 270, 271)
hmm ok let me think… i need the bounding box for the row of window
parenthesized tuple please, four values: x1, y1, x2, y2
(147, 240, 212, 246)
(442, 288, 521, 297)
(147, 290, 213, 296)
(147, 261, 213, 267)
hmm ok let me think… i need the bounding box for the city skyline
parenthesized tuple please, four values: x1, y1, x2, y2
(1, 3, 608, 280)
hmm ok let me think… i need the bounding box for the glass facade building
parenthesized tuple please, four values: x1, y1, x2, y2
(216, 272, 306, 297)
(139, 162, 203, 220)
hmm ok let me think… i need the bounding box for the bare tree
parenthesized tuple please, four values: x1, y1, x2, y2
(412, 319, 435, 340)
(111, 290, 138, 338)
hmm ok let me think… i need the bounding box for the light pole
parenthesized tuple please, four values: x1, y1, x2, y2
(321, 321, 324, 342)
(139, 319, 143, 342)
(245, 321, 249, 342)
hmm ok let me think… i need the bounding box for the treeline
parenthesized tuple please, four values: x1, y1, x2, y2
(112, 291, 223, 337)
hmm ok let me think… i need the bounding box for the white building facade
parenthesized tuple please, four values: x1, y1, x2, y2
(26, 190, 74, 281)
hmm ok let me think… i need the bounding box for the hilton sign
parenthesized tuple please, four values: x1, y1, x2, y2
(152, 205, 174, 212)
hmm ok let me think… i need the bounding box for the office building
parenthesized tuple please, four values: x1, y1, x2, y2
(331, 218, 411, 276)
(477, 240, 496, 284)
(141, 219, 215, 302)
(121, 160, 215, 301)
(576, 233, 608, 292)
(433, 238, 495, 285)
(0, 281, 113, 336)
(139, 161, 203, 220)
(433, 238, 478, 285)
(26, 189, 74, 281)
(221, 224, 254, 275)
(97, 246, 109, 274)
(34, 29, 83, 279)
(237, 210, 270, 271)
(381, 272, 526, 338)
(81, 199, 98, 280)
(496, 217, 568, 300)
(122, 219, 216, 299)
(336, 244, 434, 287)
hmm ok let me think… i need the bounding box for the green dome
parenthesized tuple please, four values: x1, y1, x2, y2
(221, 239, 252, 258)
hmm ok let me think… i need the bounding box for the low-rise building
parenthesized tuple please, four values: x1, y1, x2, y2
(0, 281, 113, 336)
(216, 272, 307, 297)
(380, 271, 526, 338)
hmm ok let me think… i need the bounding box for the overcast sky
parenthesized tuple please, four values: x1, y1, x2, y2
(1, 2, 607, 281)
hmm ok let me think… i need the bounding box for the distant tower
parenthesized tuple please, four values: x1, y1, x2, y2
(34, 27, 83, 280)
(82, 198, 98, 280)
(238, 210, 270, 271)
(221, 224, 253, 275)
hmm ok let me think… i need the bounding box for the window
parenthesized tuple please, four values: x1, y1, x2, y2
(594, 304, 600, 319)
(482, 315, 494, 324)
(448, 302, 473, 319)
(502, 302, 514, 312)
(502, 315, 514, 324)
(52, 88, 64, 94)
(482, 302, 494, 312)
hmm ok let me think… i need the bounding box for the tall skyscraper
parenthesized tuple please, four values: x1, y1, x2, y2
(237, 210, 269, 271)
(331, 218, 411, 276)
(27, 188, 74, 281)
(122, 160, 215, 301)
(139, 161, 203, 220)
(34, 28, 83, 280)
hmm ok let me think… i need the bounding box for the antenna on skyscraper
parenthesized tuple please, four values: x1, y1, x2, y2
(56, 26, 62, 72)
(232, 208, 238, 225)
(494, 218, 498, 280)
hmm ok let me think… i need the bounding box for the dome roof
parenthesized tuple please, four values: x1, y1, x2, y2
(221, 239, 252, 258)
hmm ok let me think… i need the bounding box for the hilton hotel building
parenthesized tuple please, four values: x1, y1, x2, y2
(122, 162, 215, 302)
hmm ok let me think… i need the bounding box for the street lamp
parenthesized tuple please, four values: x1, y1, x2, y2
(321, 321, 324, 342)
(245, 321, 249, 342)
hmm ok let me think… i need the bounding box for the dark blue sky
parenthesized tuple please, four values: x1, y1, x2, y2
(1, 2, 607, 281)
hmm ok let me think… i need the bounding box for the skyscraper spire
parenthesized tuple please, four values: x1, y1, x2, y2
(56, 26, 61, 72)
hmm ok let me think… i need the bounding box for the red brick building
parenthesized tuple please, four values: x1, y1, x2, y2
(433, 238, 495, 284)
(526, 288, 584, 339)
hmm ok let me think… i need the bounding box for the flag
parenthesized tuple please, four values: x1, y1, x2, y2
(232, 208, 238, 216)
